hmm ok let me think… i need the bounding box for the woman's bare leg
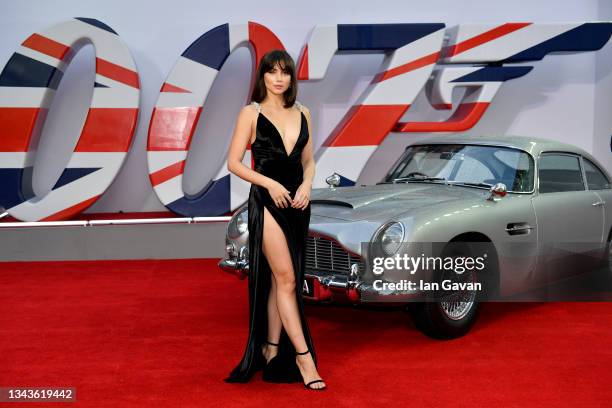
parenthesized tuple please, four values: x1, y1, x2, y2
(262, 206, 326, 389)
(263, 273, 281, 362)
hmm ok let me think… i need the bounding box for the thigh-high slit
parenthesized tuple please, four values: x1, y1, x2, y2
(224, 182, 315, 383)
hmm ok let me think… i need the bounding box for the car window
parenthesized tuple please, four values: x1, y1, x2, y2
(383, 144, 534, 192)
(538, 154, 585, 193)
(583, 158, 611, 190)
(492, 149, 533, 191)
(454, 155, 494, 182)
(494, 149, 531, 170)
(398, 151, 456, 179)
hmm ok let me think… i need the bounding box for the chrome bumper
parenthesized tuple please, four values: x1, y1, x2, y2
(219, 257, 422, 303)
(218, 257, 249, 279)
(305, 273, 421, 302)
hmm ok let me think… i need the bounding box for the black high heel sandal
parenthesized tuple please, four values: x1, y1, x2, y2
(254, 340, 278, 371)
(262, 342, 303, 383)
(263, 340, 279, 363)
(296, 349, 327, 391)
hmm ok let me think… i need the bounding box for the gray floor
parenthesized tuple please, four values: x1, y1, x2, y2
(0, 221, 228, 261)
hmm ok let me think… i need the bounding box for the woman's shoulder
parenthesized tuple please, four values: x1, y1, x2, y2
(239, 102, 260, 116)
(236, 103, 259, 126)
(248, 101, 261, 111)
(294, 100, 310, 116)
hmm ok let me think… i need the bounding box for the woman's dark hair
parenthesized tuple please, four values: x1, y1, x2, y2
(250, 50, 297, 108)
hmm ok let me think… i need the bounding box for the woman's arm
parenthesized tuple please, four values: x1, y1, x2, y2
(226, 105, 273, 189)
(300, 105, 315, 188)
(292, 105, 315, 210)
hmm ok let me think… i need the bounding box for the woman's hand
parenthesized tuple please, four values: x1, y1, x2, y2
(267, 180, 293, 208)
(292, 181, 311, 210)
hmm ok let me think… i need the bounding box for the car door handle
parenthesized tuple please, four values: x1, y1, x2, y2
(505, 222, 534, 235)
(592, 201, 605, 207)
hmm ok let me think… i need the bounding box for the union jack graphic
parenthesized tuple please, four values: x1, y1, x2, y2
(147, 22, 283, 216)
(0, 18, 139, 221)
(1, 20, 611, 221)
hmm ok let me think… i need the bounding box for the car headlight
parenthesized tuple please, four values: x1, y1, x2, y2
(376, 221, 404, 256)
(228, 207, 249, 239)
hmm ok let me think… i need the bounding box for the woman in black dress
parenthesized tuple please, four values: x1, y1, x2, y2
(224, 50, 326, 390)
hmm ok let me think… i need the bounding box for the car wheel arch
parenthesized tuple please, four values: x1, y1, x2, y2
(448, 231, 500, 299)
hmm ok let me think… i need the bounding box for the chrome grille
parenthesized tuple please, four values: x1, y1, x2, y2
(306, 235, 365, 275)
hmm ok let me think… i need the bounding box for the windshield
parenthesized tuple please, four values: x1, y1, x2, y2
(381, 144, 534, 192)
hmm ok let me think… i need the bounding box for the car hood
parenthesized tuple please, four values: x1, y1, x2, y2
(310, 183, 487, 221)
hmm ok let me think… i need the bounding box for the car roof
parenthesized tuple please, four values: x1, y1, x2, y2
(406, 134, 598, 162)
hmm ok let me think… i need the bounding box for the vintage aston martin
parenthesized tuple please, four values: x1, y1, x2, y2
(219, 135, 612, 339)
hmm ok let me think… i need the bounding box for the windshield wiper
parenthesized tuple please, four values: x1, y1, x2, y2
(393, 176, 446, 183)
(448, 181, 494, 188)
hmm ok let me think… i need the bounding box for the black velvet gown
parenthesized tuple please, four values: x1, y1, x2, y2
(224, 101, 317, 383)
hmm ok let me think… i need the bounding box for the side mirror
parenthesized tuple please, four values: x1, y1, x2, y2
(326, 173, 340, 188)
(487, 183, 507, 201)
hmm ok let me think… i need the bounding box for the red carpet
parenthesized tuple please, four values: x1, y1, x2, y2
(1, 259, 611, 407)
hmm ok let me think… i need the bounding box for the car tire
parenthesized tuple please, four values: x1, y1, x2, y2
(407, 241, 493, 340)
(407, 297, 479, 340)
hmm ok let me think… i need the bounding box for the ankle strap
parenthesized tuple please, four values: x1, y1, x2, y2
(296, 349, 310, 355)
(266, 340, 279, 346)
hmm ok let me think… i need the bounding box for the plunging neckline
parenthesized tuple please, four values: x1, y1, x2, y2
(257, 110, 304, 157)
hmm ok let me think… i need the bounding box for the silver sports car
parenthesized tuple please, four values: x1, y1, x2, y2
(220, 135, 612, 338)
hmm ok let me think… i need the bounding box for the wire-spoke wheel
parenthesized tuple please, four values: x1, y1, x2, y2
(407, 240, 495, 339)
(439, 264, 478, 321)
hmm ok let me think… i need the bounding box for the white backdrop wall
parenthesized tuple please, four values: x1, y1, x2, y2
(0, 0, 609, 215)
